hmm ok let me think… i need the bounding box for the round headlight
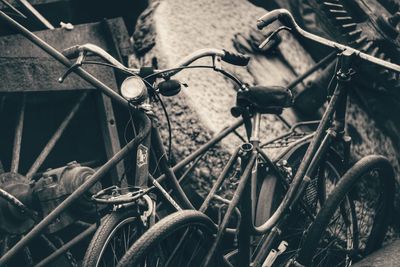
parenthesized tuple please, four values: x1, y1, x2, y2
(120, 76, 147, 104)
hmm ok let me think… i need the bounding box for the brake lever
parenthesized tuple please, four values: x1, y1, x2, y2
(58, 51, 87, 83)
(258, 26, 292, 49)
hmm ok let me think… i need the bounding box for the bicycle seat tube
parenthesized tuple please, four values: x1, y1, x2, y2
(237, 112, 263, 266)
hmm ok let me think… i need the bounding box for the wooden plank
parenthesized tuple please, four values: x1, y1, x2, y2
(0, 18, 128, 183)
(93, 19, 130, 185)
(96, 93, 125, 185)
(0, 18, 127, 57)
(0, 57, 116, 92)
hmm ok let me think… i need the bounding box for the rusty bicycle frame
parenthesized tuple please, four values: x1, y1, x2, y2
(3, 7, 396, 267)
(0, 7, 343, 266)
(0, 9, 312, 266)
(199, 9, 400, 267)
(0, 10, 247, 266)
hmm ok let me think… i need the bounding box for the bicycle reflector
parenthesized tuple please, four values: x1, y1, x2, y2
(120, 76, 148, 104)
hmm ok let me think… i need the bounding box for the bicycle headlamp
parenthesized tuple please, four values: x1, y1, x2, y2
(120, 76, 148, 104)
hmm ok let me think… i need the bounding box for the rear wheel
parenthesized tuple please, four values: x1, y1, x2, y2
(295, 155, 395, 267)
(117, 210, 218, 267)
(254, 142, 346, 265)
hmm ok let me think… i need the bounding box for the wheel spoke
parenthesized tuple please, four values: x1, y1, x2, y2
(187, 229, 204, 266)
(10, 94, 26, 173)
(123, 226, 128, 252)
(164, 229, 190, 267)
(23, 246, 34, 265)
(26, 93, 88, 179)
(0, 160, 4, 174)
(0, 235, 9, 257)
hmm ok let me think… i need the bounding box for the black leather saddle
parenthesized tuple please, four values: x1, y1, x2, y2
(232, 85, 293, 116)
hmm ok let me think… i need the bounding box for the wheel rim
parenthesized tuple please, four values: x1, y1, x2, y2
(96, 217, 140, 267)
(308, 166, 391, 267)
(138, 223, 215, 267)
(280, 160, 342, 260)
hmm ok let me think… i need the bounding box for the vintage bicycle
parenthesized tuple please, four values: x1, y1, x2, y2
(115, 9, 398, 267)
(0, 7, 316, 266)
(58, 44, 330, 267)
(0, 8, 253, 266)
(0, 8, 341, 266)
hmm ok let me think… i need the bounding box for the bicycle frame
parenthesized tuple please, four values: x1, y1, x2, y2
(0, 10, 249, 265)
(0, 10, 333, 265)
(199, 52, 356, 267)
(0, 8, 360, 267)
(249, 52, 354, 267)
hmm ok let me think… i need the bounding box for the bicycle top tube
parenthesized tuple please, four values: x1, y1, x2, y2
(257, 9, 400, 73)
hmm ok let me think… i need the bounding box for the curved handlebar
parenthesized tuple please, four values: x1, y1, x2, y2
(174, 48, 250, 67)
(62, 44, 250, 77)
(257, 9, 400, 73)
(62, 43, 128, 71)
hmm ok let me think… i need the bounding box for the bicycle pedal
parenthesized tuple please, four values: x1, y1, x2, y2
(262, 240, 288, 267)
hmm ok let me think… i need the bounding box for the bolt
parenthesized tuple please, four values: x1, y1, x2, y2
(67, 161, 78, 168)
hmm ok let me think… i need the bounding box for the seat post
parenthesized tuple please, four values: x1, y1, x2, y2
(250, 112, 262, 146)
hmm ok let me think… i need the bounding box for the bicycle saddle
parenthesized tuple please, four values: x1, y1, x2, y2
(232, 85, 293, 115)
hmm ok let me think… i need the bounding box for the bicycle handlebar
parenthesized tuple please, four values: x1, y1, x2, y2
(62, 44, 250, 77)
(257, 9, 400, 73)
(61, 43, 129, 71)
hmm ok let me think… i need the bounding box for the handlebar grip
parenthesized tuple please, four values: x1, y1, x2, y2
(257, 10, 281, 29)
(61, 45, 81, 59)
(222, 50, 250, 66)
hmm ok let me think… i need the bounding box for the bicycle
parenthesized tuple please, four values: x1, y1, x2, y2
(115, 9, 399, 267)
(0, 9, 341, 266)
(0, 9, 255, 266)
(1, 8, 316, 266)
(64, 45, 324, 267)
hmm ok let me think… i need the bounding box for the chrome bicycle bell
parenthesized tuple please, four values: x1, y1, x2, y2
(120, 76, 148, 104)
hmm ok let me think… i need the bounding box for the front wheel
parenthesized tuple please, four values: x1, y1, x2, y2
(82, 209, 144, 267)
(117, 210, 218, 267)
(295, 155, 395, 267)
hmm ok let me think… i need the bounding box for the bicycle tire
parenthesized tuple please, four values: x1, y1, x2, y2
(117, 210, 217, 267)
(295, 155, 395, 267)
(82, 208, 143, 267)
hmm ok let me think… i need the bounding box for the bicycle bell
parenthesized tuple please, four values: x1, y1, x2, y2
(120, 76, 148, 104)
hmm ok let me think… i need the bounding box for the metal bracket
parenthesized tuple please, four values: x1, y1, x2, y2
(213, 55, 223, 71)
